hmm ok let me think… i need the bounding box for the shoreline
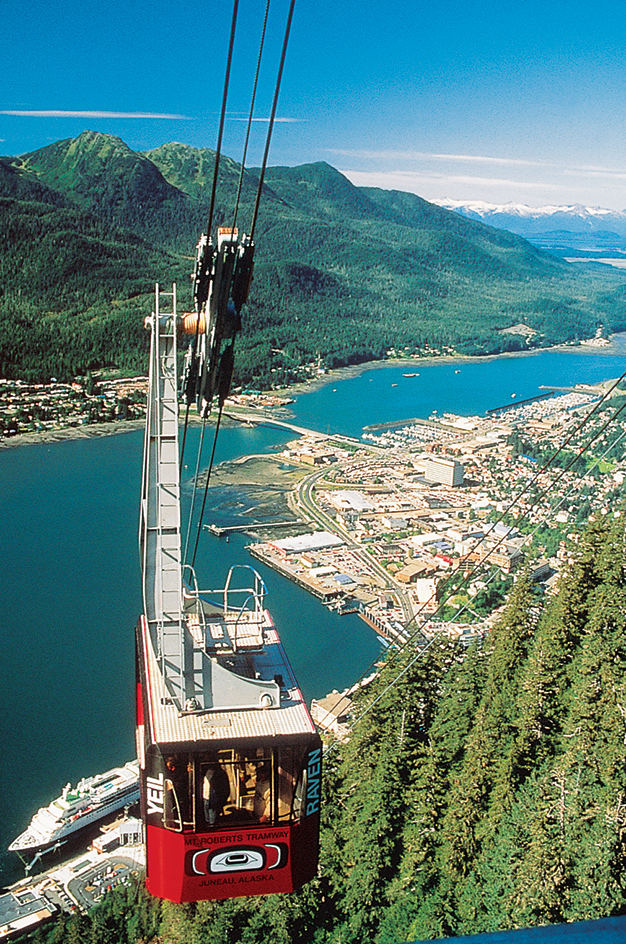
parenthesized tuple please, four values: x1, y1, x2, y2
(0, 418, 146, 451)
(277, 334, 626, 398)
(3, 336, 626, 451)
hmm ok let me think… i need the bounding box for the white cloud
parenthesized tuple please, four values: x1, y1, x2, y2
(341, 168, 564, 192)
(0, 110, 189, 119)
(563, 165, 626, 181)
(327, 148, 550, 168)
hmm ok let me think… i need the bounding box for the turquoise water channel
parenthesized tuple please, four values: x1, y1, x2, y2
(3, 341, 626, 882)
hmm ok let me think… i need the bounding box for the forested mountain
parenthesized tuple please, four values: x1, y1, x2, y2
(39, 513, 626, 942)
(2, 131, 626, 385)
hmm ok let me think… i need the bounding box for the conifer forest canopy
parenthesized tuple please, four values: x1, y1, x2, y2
(37, 512, 626, 941)
(2, 132, 626, 386)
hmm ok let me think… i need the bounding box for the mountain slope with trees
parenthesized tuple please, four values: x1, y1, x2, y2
(2, 131, 626, 386)
(35, 513, 626, 943)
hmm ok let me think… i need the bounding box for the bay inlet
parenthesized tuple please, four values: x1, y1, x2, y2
(3, 341, 626, 884)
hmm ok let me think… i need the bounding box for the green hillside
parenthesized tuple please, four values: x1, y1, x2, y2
(39, 513, 626, 942)
(18, 132, 186, 228)
(0, 196, 180, 380)
(2, 131, 626, 385)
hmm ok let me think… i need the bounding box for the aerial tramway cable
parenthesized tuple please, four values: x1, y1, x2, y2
(450, 421, 626, 626)
(186, 0, 268, 566)
(230, 0, 271, 236)
(179, 0, 240, 474)
(181, 0, 298, 574)
(249, 0, 295, 241)
(138, 0, 324, 905)
(207, 0, 240, 239)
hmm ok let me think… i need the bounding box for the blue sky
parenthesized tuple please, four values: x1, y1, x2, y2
(3, 0, 626, 209)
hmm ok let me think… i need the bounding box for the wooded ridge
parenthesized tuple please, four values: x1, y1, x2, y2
(3, 131, 626, 386)
(35, 512, 626, 942)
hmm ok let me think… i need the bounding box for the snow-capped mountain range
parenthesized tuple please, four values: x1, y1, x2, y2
(433, 200, 626, 251)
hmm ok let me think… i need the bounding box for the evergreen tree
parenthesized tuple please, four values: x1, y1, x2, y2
(35, 517, 626, 943)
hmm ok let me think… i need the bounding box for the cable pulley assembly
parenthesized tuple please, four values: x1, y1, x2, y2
(181, 228, 254, 416)
(178, 0, 296, 574)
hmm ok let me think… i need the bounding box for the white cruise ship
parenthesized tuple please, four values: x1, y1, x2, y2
(9, 761, 140, 853)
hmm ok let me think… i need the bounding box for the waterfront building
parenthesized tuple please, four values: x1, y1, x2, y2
(311, 691, 352, 740)
(269, 531, 344, 555)
(327, 490, 374, 513)
(424, 456, 464, 486)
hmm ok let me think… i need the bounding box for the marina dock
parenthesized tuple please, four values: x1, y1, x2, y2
(363, 416, 441, 432)
(248, 545, 343, 602)
(205, 520, 296, 536)
(486, 392, 554, 414)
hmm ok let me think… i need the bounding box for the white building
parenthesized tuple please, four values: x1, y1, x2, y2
(424, 456, 464, 487)
(327, 490, 374, 512)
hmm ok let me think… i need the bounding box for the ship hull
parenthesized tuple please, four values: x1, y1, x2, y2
(8, 763, 140, 855)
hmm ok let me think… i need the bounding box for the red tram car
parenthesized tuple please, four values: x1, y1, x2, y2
(137, 284, 321, 902)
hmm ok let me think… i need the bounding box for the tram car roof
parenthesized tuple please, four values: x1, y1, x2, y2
(138, 609, 317, 749)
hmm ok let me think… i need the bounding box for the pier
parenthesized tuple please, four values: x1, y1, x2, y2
(248, 545, 342, 602)
(327, 599, 361, 615)
(223, 408, 361, 446)
(204, 520, 296, 536)
(363, 416, 441, 432)
(486, 392, 554, 415)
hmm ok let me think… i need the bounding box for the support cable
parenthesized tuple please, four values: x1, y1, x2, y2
(180, 0, 248, 493)
(183, 419, 208, 570)
(337, 389, 626, 750)
(180, 400, 193, 471)
(206, 0, 240, 239)
(179, 0, 239, 476)
(230, 0, 271, 234)
(406, 370, 626, 641)
(449, 424, 626, 626)
(191, 408, 225, 570)
(249, 0, 296, 240)
(183, 1, 295, 567)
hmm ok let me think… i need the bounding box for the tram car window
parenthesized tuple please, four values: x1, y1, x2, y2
(147, 746, 310, 835)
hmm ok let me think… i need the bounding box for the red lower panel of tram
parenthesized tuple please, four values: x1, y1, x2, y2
(145, 817, 320, 902)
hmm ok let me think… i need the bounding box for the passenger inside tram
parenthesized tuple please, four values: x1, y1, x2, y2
(202, 757, 231, 825)
(163, 755, 190, 830)
(156, 745, 308, 831)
